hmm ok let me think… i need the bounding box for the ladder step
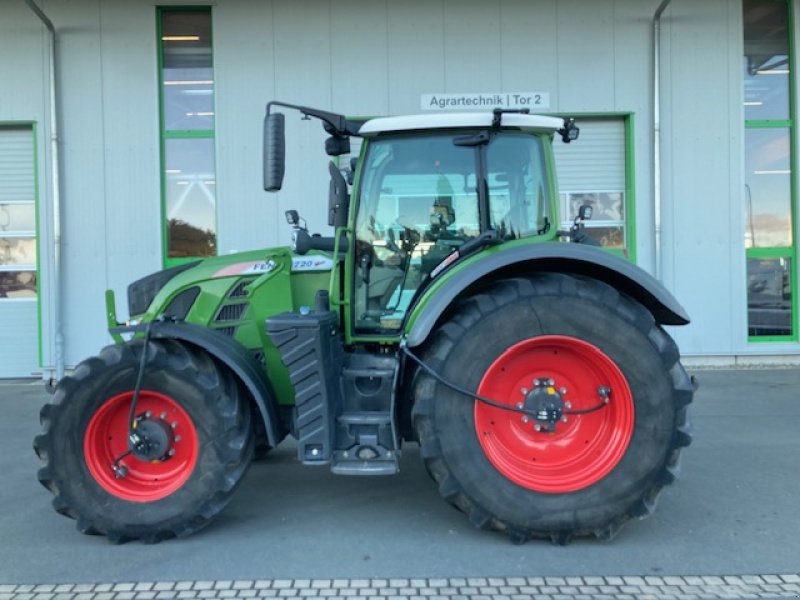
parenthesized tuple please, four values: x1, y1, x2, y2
(337, 411, 392, 426)
(331, 449, 399, 476)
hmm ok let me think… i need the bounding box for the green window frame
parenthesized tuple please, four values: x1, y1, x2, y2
(743, 0, 797, 341)
(552, 113, 637, 263)
(157, 6, 218, 268)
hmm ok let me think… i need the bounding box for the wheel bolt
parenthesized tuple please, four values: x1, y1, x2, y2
(522, 416, 529, 424)
(534, 424, 542, 432)
(520, 388, 529, 396)
(561, 416, 568, 423)
(560, 387, 568, 395)
(174, 435, 182, 442)
(145, 411, 152, 418)
(168, 449, 176, 457)
(564, 401, 572, 409)
(516, 402, 523, 409)
(160, 412, 167, 420)
(171, 422, 178, 429)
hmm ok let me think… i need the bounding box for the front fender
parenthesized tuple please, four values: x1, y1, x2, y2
(110, 320, 281, 446)
(404, 242, 689, 348)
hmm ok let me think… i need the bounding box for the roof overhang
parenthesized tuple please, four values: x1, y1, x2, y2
(359, 113, 564, 136)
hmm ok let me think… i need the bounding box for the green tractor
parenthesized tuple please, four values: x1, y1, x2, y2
(34, 102, 694, 544)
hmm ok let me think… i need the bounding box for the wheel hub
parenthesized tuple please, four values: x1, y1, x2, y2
(524, 378, 564, 432)
(129, 417, 174, 462)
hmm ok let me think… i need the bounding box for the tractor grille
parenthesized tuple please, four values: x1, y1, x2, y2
(228, 279, 254, 298)
(215, 303, 248, 322)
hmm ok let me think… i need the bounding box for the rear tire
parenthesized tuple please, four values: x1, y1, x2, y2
(34, 339, 253, 543)
(411, 274, 693, 543)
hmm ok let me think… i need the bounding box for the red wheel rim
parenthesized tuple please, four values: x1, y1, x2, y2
(474, 335, 634, 493)
(83, 391, 199, 502)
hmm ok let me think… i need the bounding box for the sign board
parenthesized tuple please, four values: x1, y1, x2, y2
(421, 92, 550, 111)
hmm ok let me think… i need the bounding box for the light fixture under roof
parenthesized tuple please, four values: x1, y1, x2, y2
(161, 35, 200, 41)
(755, 69, 790, 75)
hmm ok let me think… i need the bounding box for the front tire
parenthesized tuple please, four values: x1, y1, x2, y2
(411, 274, 694, 543)
(34, 339, 254, 543)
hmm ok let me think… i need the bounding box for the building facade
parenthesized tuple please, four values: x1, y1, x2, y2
(0, 0, 797, 378)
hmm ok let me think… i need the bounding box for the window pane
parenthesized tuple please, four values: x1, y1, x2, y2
(744, 128, 791, 248)
(487, 134, 550, 238)
(162, 11, 214, 131)
(0, 237, 36, 266)
(743, 0, 790, 121)
(747, 257, 792, 336)
(165, 138, 217, 258)
(0, 271, 36, 298)
(0, 203, 35, 232)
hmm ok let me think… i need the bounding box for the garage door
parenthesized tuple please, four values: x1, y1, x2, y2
(0, 125, 39, 377)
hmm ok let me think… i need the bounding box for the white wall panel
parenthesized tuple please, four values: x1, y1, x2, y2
(499, 0, 558, 96)
(443, 1, 502, 92)
(661, 0, 745, 355)
(556, 0, 615, 111)
(387, 2, 446, 115)
(215, 0, 279, 255)
(98, 0, 161, 320)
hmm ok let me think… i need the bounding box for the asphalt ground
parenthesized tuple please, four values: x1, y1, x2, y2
(1, 369, 799, 596)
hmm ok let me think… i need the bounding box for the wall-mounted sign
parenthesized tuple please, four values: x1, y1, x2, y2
(421, 92, 550, 111)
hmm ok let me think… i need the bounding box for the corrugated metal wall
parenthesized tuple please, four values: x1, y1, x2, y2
(0, 0, 791, 371)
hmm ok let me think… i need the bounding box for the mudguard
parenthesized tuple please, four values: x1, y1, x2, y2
(110, 320, 281, 446)
(405, 242, 690, 348)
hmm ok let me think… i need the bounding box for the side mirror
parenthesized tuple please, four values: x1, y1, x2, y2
(328, 161, 349, 228)
(263, 112, 285, 191)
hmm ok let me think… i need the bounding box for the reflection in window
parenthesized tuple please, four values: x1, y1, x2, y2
(165, 138, 216, 257)
(560, 191, 626, 249)
(161, 11, 214, 131)
(747, 258, 792, 336)
(0, 271, 36, 298)
(743, 0, 790, 121)
(159, 8, 217, 261)
(744, 128, 791, 248)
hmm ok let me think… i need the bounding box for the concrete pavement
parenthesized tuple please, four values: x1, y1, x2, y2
(1, 369, 799, 597)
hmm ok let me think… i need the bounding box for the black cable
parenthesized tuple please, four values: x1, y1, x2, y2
(110, 321, 154, 475)
(401, 345, 609, 417)
(127, 321, 154, 433)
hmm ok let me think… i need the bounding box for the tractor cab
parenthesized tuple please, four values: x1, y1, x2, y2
(263, 102, 572, 337)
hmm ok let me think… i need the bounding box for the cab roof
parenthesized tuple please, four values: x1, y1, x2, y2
(358, 112, 564, 136)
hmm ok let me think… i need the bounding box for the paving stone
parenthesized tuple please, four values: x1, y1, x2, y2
(780, 575, 800, 583)
(134, 585, 153, 593)
(176, 591, 197, 598)
(312, 582, 331, 590)
(192, 584, 214, 592)
(349, 582, 369, 590)
(116, 592, 136, 600)
(0, 593, 13, 600)
(273, 583, 294, 590)
(0, 587, 16, 594)
(215, 582, 235, 591)
(604, 578, 624, 586)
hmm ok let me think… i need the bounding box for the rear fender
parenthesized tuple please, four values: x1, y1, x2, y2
(110, 320, 281, 446)
(405, 242, 690, 348)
